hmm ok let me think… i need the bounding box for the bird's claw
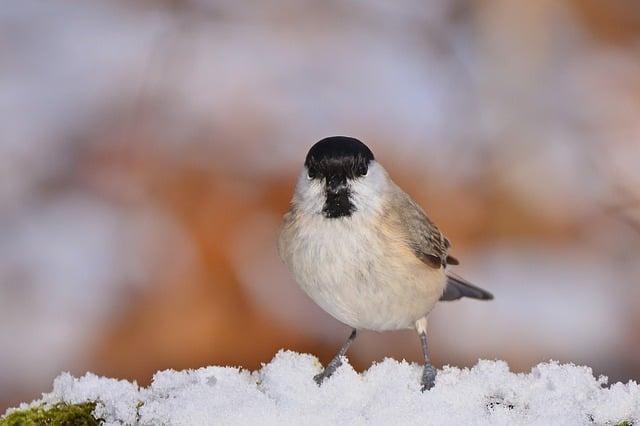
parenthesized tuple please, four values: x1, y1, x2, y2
(314, 356, 343, 385)
(420, 364, 437, 392)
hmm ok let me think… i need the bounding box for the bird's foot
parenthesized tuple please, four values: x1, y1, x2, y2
(420, 363, 437, 392)
(313, 356, 343, 385)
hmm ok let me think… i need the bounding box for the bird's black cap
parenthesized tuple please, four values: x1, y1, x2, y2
(304, 136, 374, 180)
(305, 136, 374, 167)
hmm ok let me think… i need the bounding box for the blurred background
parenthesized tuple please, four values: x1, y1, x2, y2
(2, 0, 640, 412)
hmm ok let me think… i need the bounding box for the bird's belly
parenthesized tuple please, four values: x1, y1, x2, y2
(287, 218, 446, 331)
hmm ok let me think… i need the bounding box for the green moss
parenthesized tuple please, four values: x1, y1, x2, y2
(0, 402, 101, 426)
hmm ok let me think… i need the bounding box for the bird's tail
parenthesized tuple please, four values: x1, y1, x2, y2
(440, 273, 493, 301)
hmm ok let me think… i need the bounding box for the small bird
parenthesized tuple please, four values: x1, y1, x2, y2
(277, 136, 493, 391)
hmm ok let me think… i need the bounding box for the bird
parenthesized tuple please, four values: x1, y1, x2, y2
(277, 136, 493, 391)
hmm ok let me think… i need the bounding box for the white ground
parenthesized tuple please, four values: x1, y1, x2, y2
(5, 351, 639, 426)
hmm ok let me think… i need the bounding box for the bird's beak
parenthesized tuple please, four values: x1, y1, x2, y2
(326, 175, 348, 195)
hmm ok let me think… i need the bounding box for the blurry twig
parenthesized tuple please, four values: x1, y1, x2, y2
(595, 160, 640, 235)
(601, 197, 640, 235)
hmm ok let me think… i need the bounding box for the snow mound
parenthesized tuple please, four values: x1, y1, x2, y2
(5, 351, 639, 425)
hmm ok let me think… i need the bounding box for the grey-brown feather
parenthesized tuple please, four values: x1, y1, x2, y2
(387, 187, 451, 269)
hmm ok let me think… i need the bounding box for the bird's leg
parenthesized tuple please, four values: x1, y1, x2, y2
(419, 331, 437, 391)
(416, 317, 436, 391)
(314, 328, 357, 385)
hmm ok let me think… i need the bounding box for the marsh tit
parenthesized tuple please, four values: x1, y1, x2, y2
(277, 136, 493, 391)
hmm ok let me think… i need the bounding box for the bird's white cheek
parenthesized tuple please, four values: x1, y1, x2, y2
(293, 176, 325, 215)
(350, 167, 388, 215)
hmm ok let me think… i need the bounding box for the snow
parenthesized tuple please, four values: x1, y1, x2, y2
(6, 351, 639, 426)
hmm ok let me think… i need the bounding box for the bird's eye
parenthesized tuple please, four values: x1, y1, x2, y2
(307, 167, 317, 180)
(357, 163, 368, 177)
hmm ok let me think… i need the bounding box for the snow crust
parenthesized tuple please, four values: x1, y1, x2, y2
(5, 351, 639, 426)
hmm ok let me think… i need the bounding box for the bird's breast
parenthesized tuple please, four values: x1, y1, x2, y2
(281, 213, 446, 331)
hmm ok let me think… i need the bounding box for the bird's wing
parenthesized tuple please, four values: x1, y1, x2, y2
(390, 189, 452, 269)
(440, 273, 494, 301)
(386, 186, 493, 300)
